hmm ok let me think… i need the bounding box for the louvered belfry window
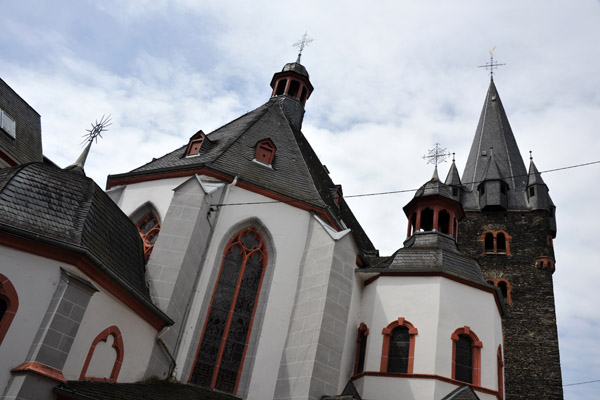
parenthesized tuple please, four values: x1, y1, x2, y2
(387, 326, 410, 373)
(190, 227, 267, 393)
(455, 335, 473, 383)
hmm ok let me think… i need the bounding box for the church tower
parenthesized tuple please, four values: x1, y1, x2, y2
(450, 79, 562, 399)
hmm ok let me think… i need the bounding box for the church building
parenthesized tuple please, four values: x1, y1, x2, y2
(0, 55, 562, 400)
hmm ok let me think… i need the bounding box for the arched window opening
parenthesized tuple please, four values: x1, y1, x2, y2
(136, 212, 161, 261)
(381, 318, 418, 374)
(79, 326, 124, 382)
(421, 208, 434, 231)
(300, 87, 308, 103)
(439, 209, 450, 234)
(485, 232, 494, 252)
(255, 139, 276, 166)
(451, 326, 482, 386)
(0, 273, 18, 346)
(289, 80, 300, 97)
(190, 227, 268, 394)
(388, 327, 410, 373)
(353, 323, 369, 375)
(410, 213, 417, 236)
(275, 79, 286, 96)
(497, 233, 506, 252)
(455, 335, 473, 383)
(529, 187, 535, 197)
(498, 281, 508, 302)
(486, 279, 494, 286)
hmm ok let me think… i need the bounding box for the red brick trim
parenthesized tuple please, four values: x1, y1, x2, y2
(0, 232, 168, 330)
(450, 326, 482, 386)
(11, 361, 67, 384)
(491, 278, 512, 305)
(497, 345, 504, 399)
(135, 211, 161, 262)
(478, 230, 512, 256)
(380, 318, 418, 373)
(350, 371, 499, 398)
(353, 323, 370, 375)
(0, 273, 18, 345)
(106, 169, 341, 231)
(79, 325, 124, 382)
(535, 256, 555, 272)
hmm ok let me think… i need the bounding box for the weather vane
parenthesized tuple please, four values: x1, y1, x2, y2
(478, 47, 505, 79)
(293, 32, 313, 62)
(423, 143, 451, 167)
(81, 114, 111, 145)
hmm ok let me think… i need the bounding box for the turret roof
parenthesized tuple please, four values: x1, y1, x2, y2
(527, 159, 546, 186)
(444, 160, 462, 187)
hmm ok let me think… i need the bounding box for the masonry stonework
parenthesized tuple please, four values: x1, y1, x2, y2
(458, 210, 563, 399)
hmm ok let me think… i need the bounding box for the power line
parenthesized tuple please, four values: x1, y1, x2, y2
(210, 159, 600, 207)
(563, 378, 600, 387)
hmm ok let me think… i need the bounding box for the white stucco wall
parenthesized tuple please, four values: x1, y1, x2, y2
(62, 265, 158, 382)
(0, 247, 63, 390)
(175, 185, 315, 399)
(357, 274, 503, 398)
(114, 177, 189, 222)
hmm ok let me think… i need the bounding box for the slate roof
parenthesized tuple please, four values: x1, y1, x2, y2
(55, 381, 240, 400)
(460, 80, 530, 210)
(108, 95, 375, 255)
(440, 385, 481, 400)
(363, 231, 486, 285)
(0, 162, 171, 325)
(527, 159, 546, 186)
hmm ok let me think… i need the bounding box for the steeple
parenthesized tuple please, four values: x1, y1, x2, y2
(526, 154, 553, 215)
(444, 156, 463, 200)
(462, 81, 527, 194)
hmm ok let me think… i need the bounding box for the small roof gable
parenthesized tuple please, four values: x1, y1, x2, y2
(445, 161, 462, 187)
(527, 159, 546, 186)
(482, 157, 505, 182)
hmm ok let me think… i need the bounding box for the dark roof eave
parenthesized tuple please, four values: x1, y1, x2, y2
(0, 223, 174, 327)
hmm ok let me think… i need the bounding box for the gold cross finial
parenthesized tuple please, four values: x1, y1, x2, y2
(478, 47, 506, 80)
(293, 32, 313, 63)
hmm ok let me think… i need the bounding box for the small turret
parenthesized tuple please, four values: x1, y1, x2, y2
(444, 154, 463, 201)
(270, 60, 314, 108)
(477, 151, 509, 210)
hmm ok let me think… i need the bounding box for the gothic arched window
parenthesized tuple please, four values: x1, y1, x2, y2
(0, 273, 18, 346)
(353, 323, 369, 375)
(451, 326, 482, 385)
(484, 232, 494, 252)
(136, 212, 161, 261)
(190, 227, 268, 394)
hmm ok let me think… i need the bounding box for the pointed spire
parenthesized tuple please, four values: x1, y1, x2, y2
(445, 155, 462, 187)
(64, 115, 111, 175)
(527, 154, 546, 187)
(462, 80, 527, 192)
(431, 165, 440, 181)
(64, 141, 92, 175)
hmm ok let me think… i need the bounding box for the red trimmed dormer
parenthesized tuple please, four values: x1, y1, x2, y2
(186, 130, 206, 157)
(270, 61, 314, 108)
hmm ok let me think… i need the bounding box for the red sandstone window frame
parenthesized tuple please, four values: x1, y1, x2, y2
(79, 325, 124, 382)
(255, 139, 276, 166)
(535, 256, 555, 271)
(487, 278, 513, 305)
(478, 230, 512, 256)
(450, 326, 482, 386)
(136, 212, 161, 262)
(189, 226, 268, 394)
(497, 344, 504, 399)
(380, 317, 418, 374)
(353, 323, 369, 375)
(0, 273, 18, 346)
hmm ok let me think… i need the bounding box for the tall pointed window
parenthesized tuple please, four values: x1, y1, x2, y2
(136, 212, 161, 261)
(190, 227, 268, 394)
(353, 323, 369, 375)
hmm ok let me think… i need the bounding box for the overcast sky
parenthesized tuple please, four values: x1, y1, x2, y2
(2, 1, 599, 398)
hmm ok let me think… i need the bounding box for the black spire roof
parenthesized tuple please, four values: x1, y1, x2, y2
(462, 80, 527, 193)
(445, 160, 462, 187)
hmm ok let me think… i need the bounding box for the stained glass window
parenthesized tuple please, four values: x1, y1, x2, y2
(190, 227, 267, 394)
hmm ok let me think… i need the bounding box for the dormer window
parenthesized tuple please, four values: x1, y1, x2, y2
(186, 130, 206, 157)
(255, 139, 276, 166)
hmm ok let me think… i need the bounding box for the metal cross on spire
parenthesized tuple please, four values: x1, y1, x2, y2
(81, 114, 112, 145)
(423, 143, 451, 167)
(293, 32, 313, 63)
(478, 47, 506, 80)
